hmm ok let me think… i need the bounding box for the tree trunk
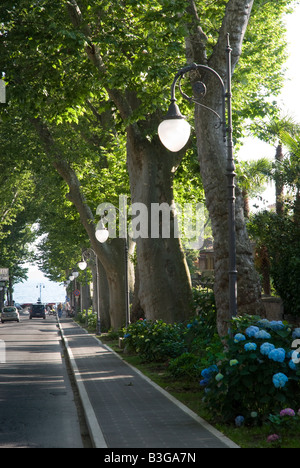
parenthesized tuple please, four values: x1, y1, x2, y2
(86, 251, 110, 331)
(275, 144, 284, 216)
(242, 189, 250, 219)
(80, 281, 91, 313)
(127, 130, 192, 323)
(195, 105, 263, 335)
(187, 0, 264, 336)
(97, 256, 111, 331)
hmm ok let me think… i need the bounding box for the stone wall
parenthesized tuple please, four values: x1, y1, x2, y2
(262, 297, 284, 321)
(262, 296, 300, 326)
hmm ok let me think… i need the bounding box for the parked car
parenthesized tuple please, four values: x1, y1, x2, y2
(30, 303, 46, 320)
(1, 306, 20, 323)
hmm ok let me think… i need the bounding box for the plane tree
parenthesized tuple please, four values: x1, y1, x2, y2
(65, 0, 297, 334)
(1, 0, 193, 327)
(0, 0, 298, 334)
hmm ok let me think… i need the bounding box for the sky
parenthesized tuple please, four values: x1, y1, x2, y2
(237, 3, 300, 209)
(13, 4, 300, 304)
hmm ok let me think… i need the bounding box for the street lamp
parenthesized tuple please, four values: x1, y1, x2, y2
(36, 283, 45, 302)
(78, 260, 87, 271)
(158, 33, 237, 318)
(95, 219, 109, 243)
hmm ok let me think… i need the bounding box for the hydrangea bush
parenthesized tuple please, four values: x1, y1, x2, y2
(200, 315, 300, 424)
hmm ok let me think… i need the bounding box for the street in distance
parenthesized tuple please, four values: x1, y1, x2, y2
(103, 452, 197, 465)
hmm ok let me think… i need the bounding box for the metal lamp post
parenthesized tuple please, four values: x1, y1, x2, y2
(158, 34, 237, 318)
(36, 283, 45, 303)
(78, 259, 88, 325)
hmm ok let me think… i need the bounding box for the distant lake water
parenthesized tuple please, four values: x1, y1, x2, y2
(13, 264, 66, 305)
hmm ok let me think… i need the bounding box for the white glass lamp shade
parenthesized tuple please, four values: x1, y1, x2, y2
(72, 271, 79, 278)
(158, 118, 191, 152)
(78, 261, 87, 270)
(95, 220, 109, 243)
(69, 275, 74, 281)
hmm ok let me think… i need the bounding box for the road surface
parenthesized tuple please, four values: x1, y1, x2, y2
(0, 309, 88, 448)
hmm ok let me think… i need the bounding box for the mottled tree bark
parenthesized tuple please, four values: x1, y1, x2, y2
(126, 128, 192, 323)
(187, 0, 264, 336)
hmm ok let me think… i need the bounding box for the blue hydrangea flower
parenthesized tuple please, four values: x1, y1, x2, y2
(244, 342, 257, 352)
(235, 415, 245, 427)
(255, 330, 271, 339)
(289, 359, 297, 370)
(201, 365, 218, 379)
(273, 373, 288, 389)
(199, 378, 210, 386)
(245, 326, 260, 338)
(268, 321, 285, 331)
(260, 342, 275, 356)
(292, 328, 300, 339)
(234, 333, 246, 343)
(268, 348, 286, 363)
(257, 319, 270, 327)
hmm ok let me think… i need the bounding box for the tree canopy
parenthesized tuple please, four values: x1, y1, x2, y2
(0, 0, 298, 328)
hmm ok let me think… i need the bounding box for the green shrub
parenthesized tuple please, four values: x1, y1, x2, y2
(123, 319, 186, 362)
(248, 211, 300, 316)
(87, 312, 97, 330)
(122, 289, 218, 367)
(168, 352, 203, 379)
(75, 308, 97, 331)
(76, 310, 87, 324)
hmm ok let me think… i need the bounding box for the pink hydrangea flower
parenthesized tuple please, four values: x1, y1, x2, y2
(280, 408, 295, 417)
(267, 434, 280, 443)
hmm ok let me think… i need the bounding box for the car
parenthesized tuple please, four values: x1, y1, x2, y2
(1, 306, 20, 323)
(30, 303, 46, 320)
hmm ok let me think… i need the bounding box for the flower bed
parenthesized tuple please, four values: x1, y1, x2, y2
(121, 313, 300, 444)
(200, 316, 300, 425)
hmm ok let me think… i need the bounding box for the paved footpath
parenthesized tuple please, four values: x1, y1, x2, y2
(58, 318, 239, 449)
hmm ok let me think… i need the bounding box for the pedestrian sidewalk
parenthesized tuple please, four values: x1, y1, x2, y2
(58, 318, 239, 449)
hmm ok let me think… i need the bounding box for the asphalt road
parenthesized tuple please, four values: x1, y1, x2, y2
(0, 310, 86, 448)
